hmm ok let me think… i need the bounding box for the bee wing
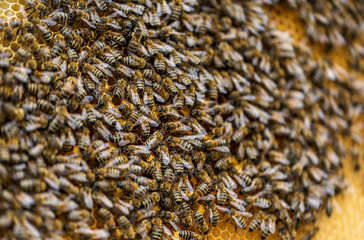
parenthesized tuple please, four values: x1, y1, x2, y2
(78, 50, 88, 64)
(225, 188, 238, 199)
(181, 159, 193, 169)
(107, 22, 122, 30)
(216, 205, 231, 213)
(186, 178, 194, 193)
(87, 71, 99, 83)
(165, 57, 176, 67)
(81, 17, 96, 28)
(179, 134, 205, 140)
(181, 191, 190, 201)
(16, 192, 35, 209)
(91, 229, 110, 239)
(93, 64, 113, 77)
(97, 126, 112, 141)
(93, 0, 106, 10)
(118, 199, 134, 210)
(152, 92, 165, 103)
(162, 225, 172, 236)
(268, 217, 276, 234)
(175, 125, 192, 132)
(174, 82, 186, 90)
(107, 107, 121, 118)
(141, 210, 156, 219)
(24, 220, 41, 238)
(131, 5, 145, 15)
(236, 211, 253, 218)
(232, 215, 245, 229)
(161, 151, 171, 165)
(143, 116, 159, 127)
(169, 221, 181, 233)
(42, 18, 57, 26)
(108, 8, 127, 18)
(80, 96, 94, 105)
(199, 194, 215, 201)
(83, 190, 94, 210)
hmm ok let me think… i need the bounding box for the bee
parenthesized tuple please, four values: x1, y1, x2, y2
(118, 102, 135, 117)
(113, 78, 128, 99)
(151, 218, 163, 240)
(154, 53, 166, 73)
(151, 160, 163, 183)
(193, 211, 209, 235)
(144, 39, 159, 57)
(179, 231, 203, 240)
(167, 136, 193, 152)
(136, 219, 153, 238)
(125, 110, 141, 130)
(52, 35, 66, 57)
(83, 63, 105, 84)
(109, 31, 127, 46)
(156, 106, 182, 120)
(128, 27, 142, 54)
(20, 179, 47, 193)
(144, 130, 164, 149)
(92, 40, 107, 52)
(127, 84, 141, 106)
(110, 133, 137, 146)
(163, 77, 178, 96)
(207, 201, 219, 227)
(189, 183, 209, 203)
(161, 168, 174, 194)
(170, 0, 183, 21)
(203, 138, 229, 150)
(151, 82, 169, 101)
(48, 105, 68, 132)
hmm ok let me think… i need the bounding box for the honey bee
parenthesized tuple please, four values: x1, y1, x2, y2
(154, 53, 166, 73)
(20, 179, 47, 193)
(137, 219, 153, 238)
(156, 106, 182, 120)
(128, 27, 143, 53)
(82, 63, 105, 84)
(179, 231, 203, 240)
(127, 84, 141, 106)
(189, 183, 209, 203)
(167, 136, 193, 152)
(26, 0, 48, 17)
(144, 130, 164, 149)
(151, 218, 163, 240)
(152, 160, 163, 183)
(193, 211, 209, 235)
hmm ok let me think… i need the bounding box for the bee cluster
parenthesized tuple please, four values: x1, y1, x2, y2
(0, 0, 363, 240)
(273, 0, 364, 68)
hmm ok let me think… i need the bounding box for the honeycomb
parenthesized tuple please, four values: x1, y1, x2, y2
(1, 1, 364, 240)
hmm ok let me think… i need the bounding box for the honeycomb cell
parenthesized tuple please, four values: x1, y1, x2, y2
(11, 3, 20, 11)
(221, 231, 230, 240)
(212, 228, 221, 238)
(0, 2, 10, 10)
(4, 9, 14, 17)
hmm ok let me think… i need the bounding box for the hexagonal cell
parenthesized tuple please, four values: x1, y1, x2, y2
(211, 228, 221, 238)
(4, 9, 14, 17)
(11, 4, 21, 12)
(0, 2, 10, 10)
(10, 42, 20, 53)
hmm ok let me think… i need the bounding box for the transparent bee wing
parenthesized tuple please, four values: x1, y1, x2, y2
(237, 211, 253, 218)
(181, 191, 190, 201)
(174, 82, 186, 90)
(152, 92, 165, 103)
(199, 194, 215, 201)
(81, 17, 96, 28)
